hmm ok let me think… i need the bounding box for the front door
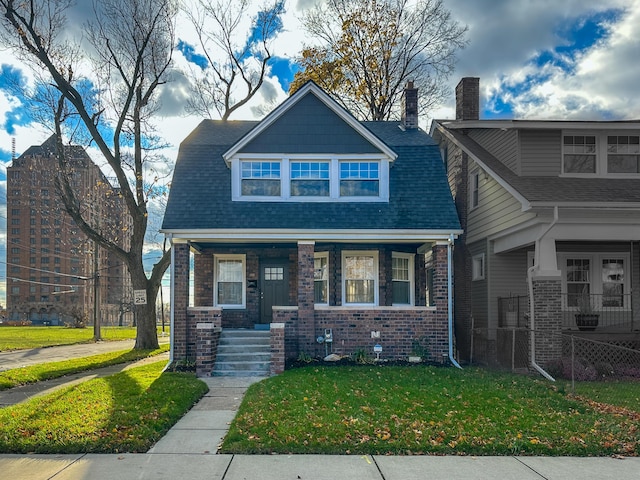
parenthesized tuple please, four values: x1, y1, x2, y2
(260, 260, 289, 325)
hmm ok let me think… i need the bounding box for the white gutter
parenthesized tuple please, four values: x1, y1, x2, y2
(526, 206, 559, 381)
(448, 234, 462, 369)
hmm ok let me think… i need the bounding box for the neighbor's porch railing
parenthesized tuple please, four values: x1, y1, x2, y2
(561, 293, 635, 331)
(498, 294, 637, 332)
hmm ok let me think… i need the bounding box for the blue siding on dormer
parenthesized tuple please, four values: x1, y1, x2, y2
(239, 93, 383, 155)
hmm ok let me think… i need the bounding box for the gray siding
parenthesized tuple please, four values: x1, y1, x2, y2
(240, 93, 382, 154)
(488, 245, 529, 330)
(469, 240, 488, 330)
(520, 129, 561, 176)
(467, 160, 535, 244)
(468, 129, 519, 173)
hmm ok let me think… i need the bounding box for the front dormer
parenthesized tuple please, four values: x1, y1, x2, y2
(562, 131, 640, 177)
(223, 82, 396, 203)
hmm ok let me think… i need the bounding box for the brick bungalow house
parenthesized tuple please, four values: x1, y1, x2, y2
(431, 78, 640, 374)
(161, 81, 462, 375)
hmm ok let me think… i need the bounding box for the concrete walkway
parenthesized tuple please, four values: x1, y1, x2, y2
(1, 343, 639, 479)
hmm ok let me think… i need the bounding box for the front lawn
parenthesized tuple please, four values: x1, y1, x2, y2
(0, 345, 169, 390)
(222, 365, 639, 456)
(0, 361, 208, 453)
(0, 326, 141, 350)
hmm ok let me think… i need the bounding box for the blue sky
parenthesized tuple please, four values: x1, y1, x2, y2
(1, 0, 640, 303)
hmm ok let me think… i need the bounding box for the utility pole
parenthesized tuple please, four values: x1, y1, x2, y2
(93, 211, 101, 341)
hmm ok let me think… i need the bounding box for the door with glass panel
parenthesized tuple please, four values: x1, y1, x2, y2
(260, 260, 289, 324)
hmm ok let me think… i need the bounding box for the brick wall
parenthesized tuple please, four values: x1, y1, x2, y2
(455, 77, 480, 121)
(172, 243, 190, 360)
(181, 307, 222, 363)
(532, 279, 562, 366)
(196, 321, 222, 377)
(297, 242, 315, 353)
(270, 323, 286, 375)
(194, 254, 213, 306)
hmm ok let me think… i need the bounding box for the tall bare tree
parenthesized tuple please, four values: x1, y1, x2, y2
(181, 0, 285, 120)
(291, 0, 467, 121)
(0, 0, 176, 349)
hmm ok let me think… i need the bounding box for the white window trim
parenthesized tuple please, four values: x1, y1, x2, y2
(561, 130, 640, 178)
(559, 252, 630, 310)
(230, 154, 390, 202)
(213, 254, 246, 309)
(392, 252, 415, 306)
(314, 252, 329, 306)
(341, 250, 379, 306)
(472, 253, 485, 281)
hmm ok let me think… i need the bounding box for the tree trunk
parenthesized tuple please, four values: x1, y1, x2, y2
(131, 267, 160, 350)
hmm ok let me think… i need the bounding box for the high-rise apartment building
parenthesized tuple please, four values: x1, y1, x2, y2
(6, 136, 133, 326)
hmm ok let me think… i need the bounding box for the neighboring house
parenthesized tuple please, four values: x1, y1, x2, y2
(431, 77, 640, 368)
(161, 81, 462, 373)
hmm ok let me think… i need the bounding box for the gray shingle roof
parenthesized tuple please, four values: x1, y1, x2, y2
(162, 93, 460, 233)
(446, 129, 640, 204)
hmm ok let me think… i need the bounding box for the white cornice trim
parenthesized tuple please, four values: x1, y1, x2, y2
(162, 228, 462, 243)
(222, 82, 397, 163)
(433, 119, 640, 130)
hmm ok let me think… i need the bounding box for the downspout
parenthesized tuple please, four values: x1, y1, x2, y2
(527, 206, 558, 381)
(448, 234, 462, 369)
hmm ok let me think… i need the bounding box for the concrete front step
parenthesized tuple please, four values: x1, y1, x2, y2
(212, 329, 271, 377)
(216, 352, 271, 363)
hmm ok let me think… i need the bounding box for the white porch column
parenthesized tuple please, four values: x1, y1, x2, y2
(533, 236, 560, 279)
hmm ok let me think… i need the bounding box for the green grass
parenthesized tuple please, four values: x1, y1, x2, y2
(0, 344, 170, 390)
(221, 366, 639, 456)
(569, 380, 640, 412)
(0, 360, 208, 453)
(0, 326, 170, 351)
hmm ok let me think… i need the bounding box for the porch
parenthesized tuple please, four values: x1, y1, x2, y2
(498, 294, 640, 338)
(169, 238, 454, 374)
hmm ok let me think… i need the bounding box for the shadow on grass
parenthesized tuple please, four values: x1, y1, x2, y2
(0, 361, 208, 454)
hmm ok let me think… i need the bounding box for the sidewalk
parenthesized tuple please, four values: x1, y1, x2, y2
(1, 343, 639, 479)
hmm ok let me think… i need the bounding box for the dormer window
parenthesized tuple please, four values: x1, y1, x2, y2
(607, 135, 640, 173)
(562, 132, 640, 176)
(339, 161, 379, 196)
(231, 156, 390, 202)
(291, 161, 330, 196)
(563, 135, 596, 174)
(241, 161, 280, 196)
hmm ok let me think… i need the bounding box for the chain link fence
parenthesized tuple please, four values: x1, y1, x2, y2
(469, 326, 640, 410)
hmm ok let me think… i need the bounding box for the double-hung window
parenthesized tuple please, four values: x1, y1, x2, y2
(241, 161, 280, 196)
(339, 162, 379, 196)
(563, 135, 597, 174)
(214, 255, 246, 308)
(342, 251, 378, 305)
(563, 254, 628, 309)
(291, 161, 330, 197)
(392, 253, 414, 305)
(314, 252, 329, 304)
(607, 135, 640, 173)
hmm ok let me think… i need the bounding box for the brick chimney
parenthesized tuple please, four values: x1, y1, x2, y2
(455, 77, 480, 120)
(401, 81, 418, 129)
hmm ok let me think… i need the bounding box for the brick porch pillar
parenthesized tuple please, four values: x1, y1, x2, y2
(297, 241, 315, 356)
(172, 242, 190, 362)
(431, 243, 450, 361)
(531, 277, 562, 367)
